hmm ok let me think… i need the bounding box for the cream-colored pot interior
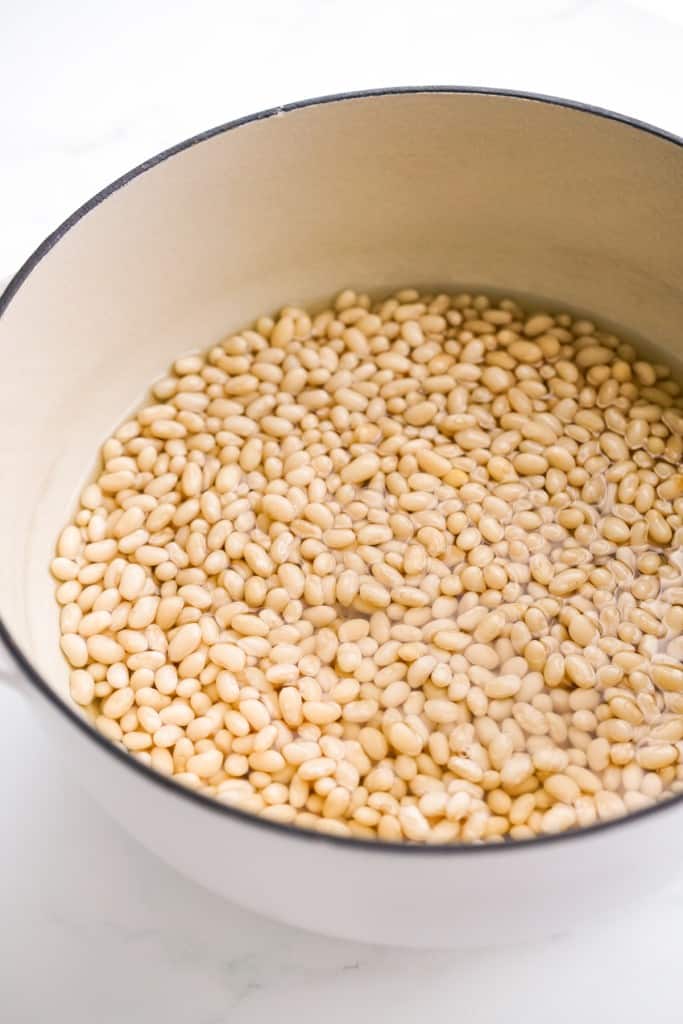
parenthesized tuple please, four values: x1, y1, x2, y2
(1, 88, 681, 738)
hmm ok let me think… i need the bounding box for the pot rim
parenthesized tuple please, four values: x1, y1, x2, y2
(2, 85, 682, 856)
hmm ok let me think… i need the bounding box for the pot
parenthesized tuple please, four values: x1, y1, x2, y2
(1, 88, 681, 949)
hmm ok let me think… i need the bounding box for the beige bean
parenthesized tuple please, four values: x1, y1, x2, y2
(341, 453, 381, 484)
(637, 744, 678, 771)
(87, 635, 125, 665)
(209, 643, 246, 672)
(70, 669, 95, 706)
(541, 804, 576, 834)
(168, 623, 202, 662)
(102, 686, 135, 719)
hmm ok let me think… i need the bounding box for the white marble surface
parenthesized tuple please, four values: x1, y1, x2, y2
(3, 1, 683, 1020)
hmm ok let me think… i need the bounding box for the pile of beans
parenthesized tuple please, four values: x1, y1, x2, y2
(52, 288, 683, 842)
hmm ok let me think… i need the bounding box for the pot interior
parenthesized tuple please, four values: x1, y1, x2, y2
(1, 90, 681, 701)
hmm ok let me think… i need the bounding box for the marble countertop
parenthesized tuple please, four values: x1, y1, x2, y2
(2, 1, 683, 1020)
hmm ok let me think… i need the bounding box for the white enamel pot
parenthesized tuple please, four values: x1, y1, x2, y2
(1, 88, 682, 949)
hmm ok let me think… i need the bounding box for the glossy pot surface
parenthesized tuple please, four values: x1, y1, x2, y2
(1, 88, 681, 947)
